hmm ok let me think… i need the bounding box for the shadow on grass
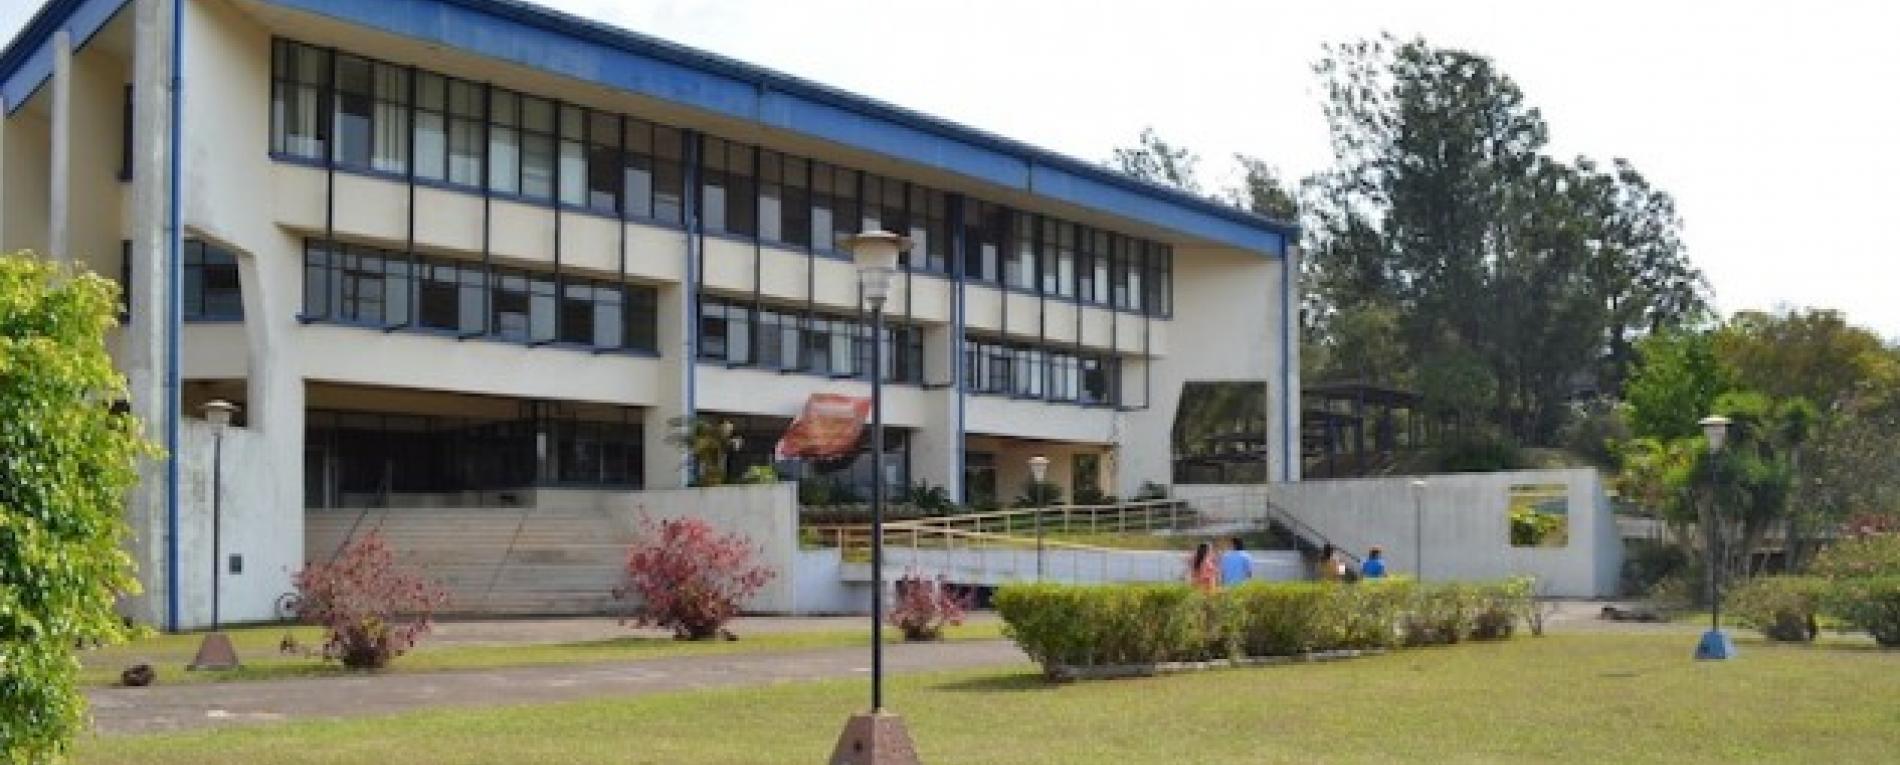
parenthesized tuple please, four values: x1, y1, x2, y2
(928, 671, 1056, 694)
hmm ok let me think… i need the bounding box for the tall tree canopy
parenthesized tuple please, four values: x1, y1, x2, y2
(1110, 127, 1203, 193)
(1300, 35, 1707, 444)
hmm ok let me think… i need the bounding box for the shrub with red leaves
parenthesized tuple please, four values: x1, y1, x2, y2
(890, 569, 970, 641)
(614, 517, 776, 640)
(293, 532, 449, 669)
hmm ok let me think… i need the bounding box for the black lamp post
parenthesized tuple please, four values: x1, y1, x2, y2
(1028, 454, 1050, 580)
(830, 231, 921, 765)
(1695, 414, 1737, 661)
(189, 399, 240, 671)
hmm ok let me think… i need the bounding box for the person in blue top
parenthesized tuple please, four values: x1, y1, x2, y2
(1219, 537, 1254, 586)
(1361, 546, 1389, 579)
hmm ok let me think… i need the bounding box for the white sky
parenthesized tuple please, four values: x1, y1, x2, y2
(4, 0, 1897, 338)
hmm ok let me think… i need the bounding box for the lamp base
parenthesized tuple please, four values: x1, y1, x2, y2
(829, 710, 921, 765)
(187, 632, 241, 671)
(1694, 629, 1736, 661)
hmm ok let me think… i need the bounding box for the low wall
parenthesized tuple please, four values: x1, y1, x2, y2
(558, 483, 800, 613)
(174, 422, 298, 628)
(1176, 469, 1622, 597)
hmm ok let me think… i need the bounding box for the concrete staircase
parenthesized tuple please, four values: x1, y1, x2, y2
(304, 506, 634, 616)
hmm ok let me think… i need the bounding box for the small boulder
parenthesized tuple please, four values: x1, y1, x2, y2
(120, 664, 156, 687)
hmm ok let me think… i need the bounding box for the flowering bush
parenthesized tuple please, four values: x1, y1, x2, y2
(1811, 534, 1900, 580)
(889, 570, 970, 641)
(614, 517, 776, 640)
(293, 532, 448, 669)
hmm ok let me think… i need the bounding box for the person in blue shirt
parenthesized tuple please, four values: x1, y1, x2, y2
(1361, 546, 1389, 579)
(1219, 537, 1254, 586)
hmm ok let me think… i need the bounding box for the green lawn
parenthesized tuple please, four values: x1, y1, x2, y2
(81, 633, 1900, 764)
(79, 621, 1002, 688)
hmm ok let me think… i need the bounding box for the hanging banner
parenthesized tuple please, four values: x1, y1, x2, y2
(774, 393, 873, 460)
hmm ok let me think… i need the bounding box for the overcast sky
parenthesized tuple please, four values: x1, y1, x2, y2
(5, 0, 1896, 338)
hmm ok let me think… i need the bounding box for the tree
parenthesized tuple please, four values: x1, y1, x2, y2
(1109, 127, 1202, 193)
(1623, 329, 1730, 441)
(1229, 154, 1299, 220)
(1713, 308, 1897, 411)
(1, 253, 146, 763)
(1302, 35, 1706, 444)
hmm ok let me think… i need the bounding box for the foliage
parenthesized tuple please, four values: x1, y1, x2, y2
(1810, 534, 1900, 580)
(1133, 481, 1169, 501)
(1228, 154, 1299, 220)
(292, 532, 448, 669)
(1724, 576, 1826, 642)
(1821, 576, 1900, 648)
(614, 517, 775, 640)
(1619, 538, 1688, 597)
(738, 465, 780, 485)
(1, 254, 146, 763)
(1624, 330, 1730, 441)
(1713, 309, 1899, 412)
(1014, 480, 1063, 508)
(1431, 432, 1524, 473)
(903, 482, 956, 515)
(1303, 35, 1705, 445)
(994, 578, 1523, 678)
(1109, 127, 1202, 192)
(1509, 507, 1563, 546)
(1558, 398, 1631, 468)
(888, 570, 970, 641)
(664, 416, 738, 487)
(1070, 487, 1115, 506)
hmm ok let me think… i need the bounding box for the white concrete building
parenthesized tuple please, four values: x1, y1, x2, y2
(0, 0, 1300, 629)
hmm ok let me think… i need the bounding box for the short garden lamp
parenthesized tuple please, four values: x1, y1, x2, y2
(1696, 414, 1736, 661)
(1029, 455, 1051, 580)
(189, 399, 242, 671)
(831, 231, 922, 765)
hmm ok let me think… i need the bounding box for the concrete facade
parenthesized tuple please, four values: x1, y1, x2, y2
(0, 0, 1297, 628)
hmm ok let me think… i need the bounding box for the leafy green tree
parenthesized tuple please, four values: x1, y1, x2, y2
(2, 253, 145, 763)
(1714, 308, 1897, 411)
(1228, 154, 1299, 220)
(1623, 330, 1730, 441)
(1109, 127, 1202, 193)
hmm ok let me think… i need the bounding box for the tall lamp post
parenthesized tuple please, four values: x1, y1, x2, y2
(189, 399, 241, 671)
(1410, 478, 1427, 581)
(831, 231, 921, 765)
(1696, 414, 1737, 661)
(1028, 455, 1051, 580)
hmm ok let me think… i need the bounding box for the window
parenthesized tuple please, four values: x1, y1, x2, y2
(301, 243, 408, 326)
(757, 309, 802, 369)
(624, 286, 658, 353)
(962, 202, 1003, 283)
(1081, 355, 1117, 405)
(519, 96, 556, 200)
(270, 40, 329, 160)
(812, 162, 856, 252)
(413, 73, 447, 181)
(446, 80, 484, 187)
(1078, 228, 1108, 304)
(1119, 238, 1146, 312)
(585, 111, 621, 213)
(330, 55, 408, 173)
(119, 85, 133, 180)
(698, 300, 750, 364)
(559, 105, 588, 206)
(701, 138, 756, 237)
(963, 336, 1117, 405)
(492, 271, 529, 340)
(530, 274, 557, 344)
(418, 261, 472, 332)
(1042, 219, 1075, 298)
(183, 240, 243, 320)
(1146, 245, 1173, 316)
(863, 174, 904, 240)
(907, 187, 948, 273)
(621, 121, 685, 224)
(487, 90, 520, 194)
(1006, 213, 1036, 290)
(760, 152, 812, 248)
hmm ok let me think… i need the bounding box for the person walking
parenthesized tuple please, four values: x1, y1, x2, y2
(1219, 537, 1254, 586)
(1361, 546, 1388, 579)
(1188, 542, 1219, 593)
(1316, 543, 1345, 582)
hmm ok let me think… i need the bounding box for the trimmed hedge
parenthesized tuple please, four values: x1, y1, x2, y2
(1823, 576, 1900, 648)
(1725, 576, 1827, 642)
(995, 579, 1529, 679)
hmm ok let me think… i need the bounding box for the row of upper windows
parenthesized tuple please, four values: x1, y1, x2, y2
(300, 239, 660, 354)
(962, 335, 1121, 407)
(697, 296, 927, 384)
(268, 39, 1174, 316)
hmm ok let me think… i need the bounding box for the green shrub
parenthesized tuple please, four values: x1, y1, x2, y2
(1333, 579, 1412, 649)
(1225, 582, 1335, 656)
(1725, 576, 1826, 642)
(1811, 534, 1900, 580)
(1470, 578, 1533, 640)
(1822, 576, 1900, 648)
(1621, 538, 1688, 597)
(994, 583, 1208, 676)
(1, 254, 147, 763)
(1402, 583, 1479, 646)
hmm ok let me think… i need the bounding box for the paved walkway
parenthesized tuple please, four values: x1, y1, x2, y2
(88, 639, 1027, 735)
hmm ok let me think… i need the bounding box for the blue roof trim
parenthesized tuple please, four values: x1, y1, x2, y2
(268, 0, 1297, 255)
(0, 0, 130, 115)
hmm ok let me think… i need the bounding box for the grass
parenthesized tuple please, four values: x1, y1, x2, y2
(79, 632, 1900, 764)
(79, 621, 1002, 688)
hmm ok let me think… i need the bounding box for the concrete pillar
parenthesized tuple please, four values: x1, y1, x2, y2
(232, 232, 306, 625)
(49, 30, 72, 262)
(122, 0, 177, 628)
(908, 323, 961, 499)
(644, 280, 688, 489)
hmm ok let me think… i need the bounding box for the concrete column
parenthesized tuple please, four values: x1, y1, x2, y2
(644, 280, 688, 489)
(122, 0, 177, 628)
(908, 323, 961, 499)
(231, 232, 307, 624)
(49, 30, 72, 262)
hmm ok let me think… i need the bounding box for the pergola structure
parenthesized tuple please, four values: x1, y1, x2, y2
(1301, 382, 1461, 479)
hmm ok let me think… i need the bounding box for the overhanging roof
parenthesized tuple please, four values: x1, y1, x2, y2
(1, 0, 1299, 255)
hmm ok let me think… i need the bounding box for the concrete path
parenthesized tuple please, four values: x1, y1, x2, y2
(88, 639, 1027, 736)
